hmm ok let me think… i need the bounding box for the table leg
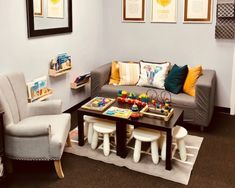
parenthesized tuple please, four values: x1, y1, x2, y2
(116, 121, 127, 158)
(78, 111, 84, 146)
(166, 129, 172, 170)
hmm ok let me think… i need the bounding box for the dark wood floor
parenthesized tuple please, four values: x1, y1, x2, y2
(1, 111, 235, 188)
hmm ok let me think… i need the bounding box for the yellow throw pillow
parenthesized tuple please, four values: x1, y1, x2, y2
(183, 66, 202, 96)
(109, 61, 120, 85)
(119, 62, 140, 85)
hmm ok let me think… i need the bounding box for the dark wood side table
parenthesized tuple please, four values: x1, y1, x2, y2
(0, 111, 6, 183)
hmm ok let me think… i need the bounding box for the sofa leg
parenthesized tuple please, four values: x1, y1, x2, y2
(66, 134, 72, 147)
(200, 126, 204, 132)
(5, 158, 13, 174)
(54, 160, 64, 179)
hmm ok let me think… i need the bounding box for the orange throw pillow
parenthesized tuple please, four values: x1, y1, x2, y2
(109, 61, 120, 85)
(183, 66, 202, 96)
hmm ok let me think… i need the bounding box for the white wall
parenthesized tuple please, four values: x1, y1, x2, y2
(0, 0, 234, 109)
(0, 0, 105, 111)
(103, 0, 235, 107)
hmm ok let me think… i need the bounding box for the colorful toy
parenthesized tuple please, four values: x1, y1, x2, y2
(138, 93, 149, 103)
(122, 90, 128, 98)
(130, 104, 141, 119)
(82, 97, 115, 112)
(103, 107, 132, 119)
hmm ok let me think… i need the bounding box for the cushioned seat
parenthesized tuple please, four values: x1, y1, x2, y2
(100, 85, 196, 108)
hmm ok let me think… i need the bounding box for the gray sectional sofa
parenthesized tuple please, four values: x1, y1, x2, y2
(91, 63, 216, 130)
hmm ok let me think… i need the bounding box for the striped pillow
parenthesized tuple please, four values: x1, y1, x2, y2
(119, 62, 140, 85)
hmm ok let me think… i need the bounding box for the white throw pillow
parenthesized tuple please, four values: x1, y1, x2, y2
(119, 62, 140, 85)
(137, 61, 171, 89)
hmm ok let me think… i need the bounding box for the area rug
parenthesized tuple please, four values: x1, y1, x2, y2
(65, 128, 203, 185)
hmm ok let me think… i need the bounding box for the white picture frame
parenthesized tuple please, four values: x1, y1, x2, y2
(151, 0, 177, 23)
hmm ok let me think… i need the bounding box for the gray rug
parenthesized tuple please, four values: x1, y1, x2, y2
(64, 134, 203, 185)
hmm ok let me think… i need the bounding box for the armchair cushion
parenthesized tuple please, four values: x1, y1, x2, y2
(27, 100, 62, 117)
(5, 123, 50, 137)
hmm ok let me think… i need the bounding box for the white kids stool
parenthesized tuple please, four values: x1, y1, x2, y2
(132, 128, 161, 164)
(91, 122, 116, 156)
(84, 115, 100, 144)
(161, 125, 188, 161)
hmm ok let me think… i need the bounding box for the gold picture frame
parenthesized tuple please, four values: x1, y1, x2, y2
(184, 0, 213, 23)
(122, 0, 145, 22)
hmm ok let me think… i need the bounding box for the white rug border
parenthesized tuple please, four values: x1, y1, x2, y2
(65, 135, 203, 185)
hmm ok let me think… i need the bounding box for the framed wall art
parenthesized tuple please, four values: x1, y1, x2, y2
(47, 0, 64, 18)
(151, 0, 177, 23)
(122, 0, 146, 22)
(26, 0, 72, 37)
(33, 0, 43, 16)
(184, 0, 213, 23)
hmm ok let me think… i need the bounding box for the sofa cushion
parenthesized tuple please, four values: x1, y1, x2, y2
(137, 61, 171, 89)
(164, 64, 188, 94)
(183, 65, 202, 96)
(100, 85, 196, 108)
(109, 60, 120, 85)
(119, 62, 140, 85)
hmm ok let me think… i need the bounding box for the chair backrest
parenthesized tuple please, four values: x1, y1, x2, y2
(0, 72, 28, 125)
(6, 72, 29, 120)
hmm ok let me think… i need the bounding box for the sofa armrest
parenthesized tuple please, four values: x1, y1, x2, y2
(5, 123, 51, 137)
(27, 100, 62, 116)
(195, 70, 216, 127)
(91, 63, 111, 97)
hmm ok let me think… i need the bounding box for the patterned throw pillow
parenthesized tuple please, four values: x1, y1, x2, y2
(119, 62, 140, 85)
(137, 61, 171, 89)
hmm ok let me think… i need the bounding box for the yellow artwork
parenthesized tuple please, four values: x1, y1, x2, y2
(51, 0, 60, 4)
(152, 0, 176, 22)
(47, 0, 64, 18)
(157, 0, 172, 7)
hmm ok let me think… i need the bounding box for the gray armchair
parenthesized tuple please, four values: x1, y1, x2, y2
(0, 72, 71, 178)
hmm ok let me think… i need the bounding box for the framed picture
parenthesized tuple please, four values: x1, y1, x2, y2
(184, 0, 213, 23)
(151, 0, 177, 23)
(26, 0, 72, 37)
(47, 0, 64, 19)
(122, 0, 146, 22)
(33, 0, 43, 16)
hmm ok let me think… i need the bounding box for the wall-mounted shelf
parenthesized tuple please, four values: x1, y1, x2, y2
(70, 82, 88, 89)
(70, 75, 90, 90)
(28, 88, 53, 103)
(49, 66, 72, 77)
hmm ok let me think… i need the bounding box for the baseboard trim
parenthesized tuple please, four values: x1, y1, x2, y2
(214, 106, 230, 114)
(63, 97, 91, 114)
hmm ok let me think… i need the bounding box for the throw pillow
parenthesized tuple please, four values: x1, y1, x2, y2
(119, 62, 140, 85)
(164, 64, 188, 94)
(109, 61, 120, 85)
(183, 66, 202, 96)
(137, 61, 171, 89)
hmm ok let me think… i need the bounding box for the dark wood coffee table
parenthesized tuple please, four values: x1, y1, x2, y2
(77, 100, 184, 170)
